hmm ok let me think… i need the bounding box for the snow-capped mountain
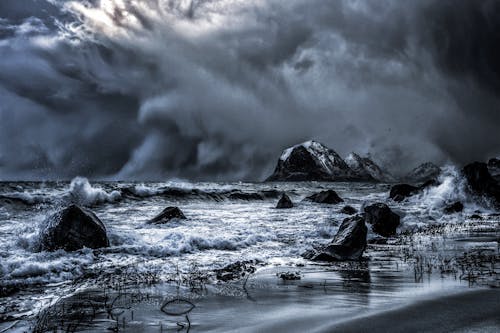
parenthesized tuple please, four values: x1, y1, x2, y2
(345, 152, 395, 182)
(266, 141, 355, 181)
(405, 162, 441, 183)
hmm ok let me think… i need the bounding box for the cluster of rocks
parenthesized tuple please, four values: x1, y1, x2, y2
(304, 203, 400, 262)
(38, 204, 188, 252)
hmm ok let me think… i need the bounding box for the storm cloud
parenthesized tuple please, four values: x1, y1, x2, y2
(0, 0, 499, 180)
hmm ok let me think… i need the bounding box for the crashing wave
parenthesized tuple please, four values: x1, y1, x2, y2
(64, 177, 121, 206)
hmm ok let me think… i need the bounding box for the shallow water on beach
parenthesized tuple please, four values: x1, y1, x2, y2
(0, 171, 499, 331)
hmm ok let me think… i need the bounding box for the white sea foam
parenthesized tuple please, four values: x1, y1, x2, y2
(66, 177, 121, 206)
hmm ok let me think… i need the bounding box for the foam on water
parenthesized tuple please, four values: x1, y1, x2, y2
(65, 177, 121, 206)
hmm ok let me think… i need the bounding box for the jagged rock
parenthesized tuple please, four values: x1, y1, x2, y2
(444, 201, 464, 214)
(340, 205, 357, 215)
(38, 205, 109, 251)
(389, 184, 419, 202)
(277, 271, 301, 280)
(215, 260, 260, 281)
(276, 193, 294, 209)
(405, 162, 441, 183)
(345, 153, 395, 182)
(303, 215, 367, 261)
(148, 206, 186, 224)
(266, 141, 355, 181)
(364, 203, 400, 237)
(462, 162, 500, 205)
(306, 190, 344, 204)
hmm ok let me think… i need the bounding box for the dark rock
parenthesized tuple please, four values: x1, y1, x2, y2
(149, 206, 186, 224)
(469, 214, 483, 220)
(405, 162, 441, 183)
(215, 260, 260, 281)
(304, 215, 367, 261)
(340, 205, 357, 215)
(277, 271, 301, 280)
(389, 184, 419, 202)
(364, 203, 400, 237)
(444, 201, 464, 214)
(227, 191, 263, 200)
(389, 180, 439, 202)
(38, 205, 109, 251)
(276, 193, 294, 209)
(266, 141, 355, 181)
(462, 162, 500, 205)
(306, 190, 344, 204)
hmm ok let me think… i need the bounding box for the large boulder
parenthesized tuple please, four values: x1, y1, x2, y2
(38, 205, 109, 251)
(266, 141, 356, 181)
(306, 190, 344, 204)
(276, 193, 294, 209)
(405, 162, 441, 183)
(364, 203, 400, 237)
(462, 162, 500, 205)
(148, 206, 186, 224)
(304, 215, 367, 261)
(389, 180, 439, 202)
(345, 152, 395, 182)
(389, 184, 419, 202)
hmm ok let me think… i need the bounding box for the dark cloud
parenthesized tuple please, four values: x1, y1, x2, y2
(0, 0, 499, 180)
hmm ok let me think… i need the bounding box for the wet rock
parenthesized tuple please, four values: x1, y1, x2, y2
(364, 203, 400, 237)
(227, 191, 263, 200)
(304, 215, 367, 261)
(215, 260, 260, 281)
(389, 184, 419, 202)
(276, 193, 293, 209)
(266, 141, 355, 181)
(462, 162, 500, 205)
(306, 190, 344, 204)
(38, 205, 109, 251)
(444, 201, 464, 214)
(148, 206, 186, 224)
(389, 179, 439, 202)
(277, 271, 301, 280)
(340, 205, 357, 215)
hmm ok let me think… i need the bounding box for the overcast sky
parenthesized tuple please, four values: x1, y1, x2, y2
(0, 0, 499, 181)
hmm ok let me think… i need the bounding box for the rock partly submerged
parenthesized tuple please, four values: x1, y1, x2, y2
(305, 190, 344, 204)
(304, 215, 367, 261)
(364, 203, 400, 237)
(276, 193, 294, 209)
(38, 205, 109, 252)
(462, 162, 500, 206)
(148, 206, 186, 224)
(389, 179, 438, 202)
